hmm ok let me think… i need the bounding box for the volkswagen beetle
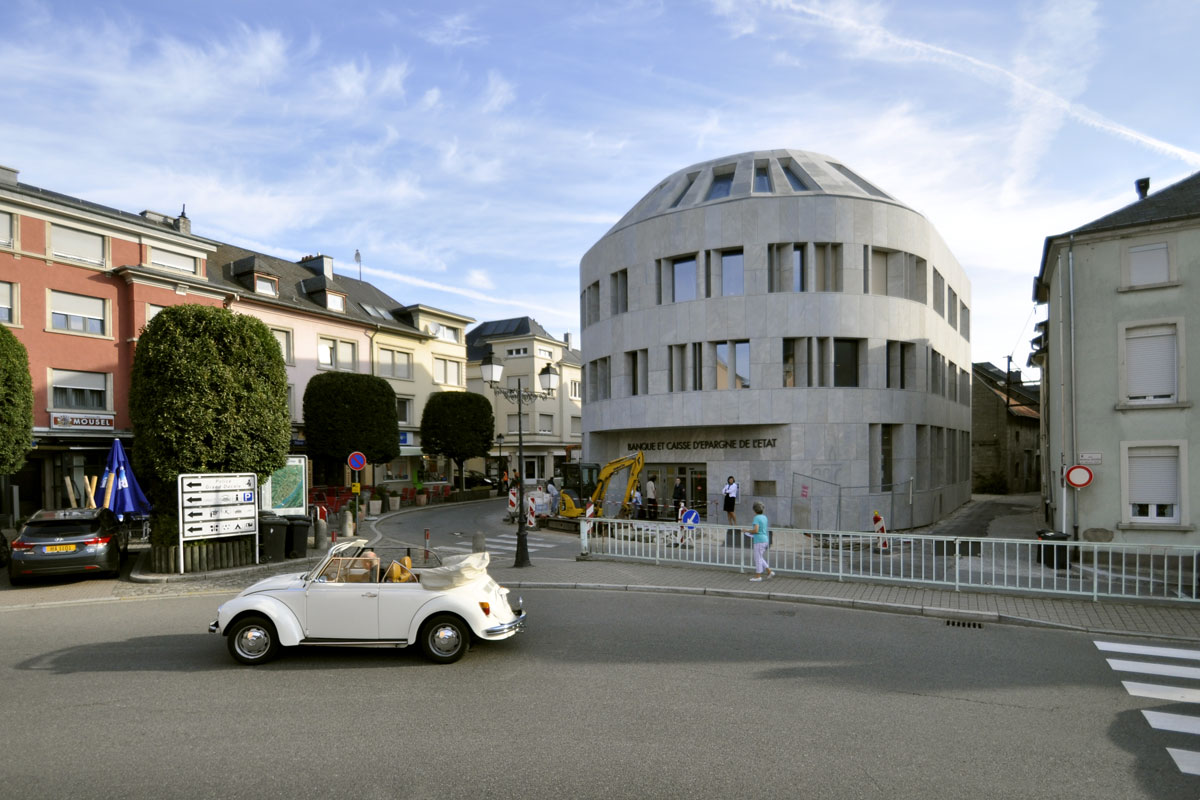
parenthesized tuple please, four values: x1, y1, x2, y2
(209, 540, 524, 665)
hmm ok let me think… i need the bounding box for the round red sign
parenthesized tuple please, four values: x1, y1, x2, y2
(1065, 464, 1093, 489)
(347, 451, 366, 471)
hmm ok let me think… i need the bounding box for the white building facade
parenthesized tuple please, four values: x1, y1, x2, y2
(579, 149, 971, 529)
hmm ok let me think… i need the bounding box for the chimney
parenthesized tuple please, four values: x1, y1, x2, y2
(174, 204, 190, 235)
(1136, 177, 1150, 200)
(0, 164, 17, 186)
(299, 253, 335, 280)
(563, 332, 573, 350)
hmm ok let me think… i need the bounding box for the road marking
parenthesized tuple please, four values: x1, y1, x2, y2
(1108, 658, 1200, 681)
(1144, 711, 1200, 736)
(1095, 641, 1200, 661)
(1166, 749, 1200, 776)
(1122, 682, 1200, 704)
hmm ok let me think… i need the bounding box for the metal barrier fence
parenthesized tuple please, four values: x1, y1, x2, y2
(578, 518, 1200, 604)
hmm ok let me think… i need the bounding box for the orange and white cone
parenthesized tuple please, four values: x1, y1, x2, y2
(508, 488, 518, 517)
(872, 510, 890, 553)
(526, 495, 536, 529)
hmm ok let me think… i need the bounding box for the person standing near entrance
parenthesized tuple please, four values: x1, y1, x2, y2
(672, 477, 686, 516)
(722, 476, 739, 525)
(645, 475, 658, 520)
(743, 502, 773, 581)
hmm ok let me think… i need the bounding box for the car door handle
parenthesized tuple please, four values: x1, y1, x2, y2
(362, 591, 378, 598)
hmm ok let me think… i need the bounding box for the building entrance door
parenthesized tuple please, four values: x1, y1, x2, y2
(689, 468, 707, 518)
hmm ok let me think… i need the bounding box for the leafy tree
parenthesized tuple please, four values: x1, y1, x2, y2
(129, 304, 290, 544)
(0, 325, 33, 475)
(420, 391, 494, 490)
(302, 372, 399, 485)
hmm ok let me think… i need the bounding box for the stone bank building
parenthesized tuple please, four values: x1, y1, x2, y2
(579, 150, 972, 530)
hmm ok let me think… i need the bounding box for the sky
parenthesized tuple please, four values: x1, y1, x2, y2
(2, 0, 1198, 376)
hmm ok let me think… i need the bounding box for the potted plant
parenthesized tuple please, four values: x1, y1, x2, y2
(414, 477, 427, 506)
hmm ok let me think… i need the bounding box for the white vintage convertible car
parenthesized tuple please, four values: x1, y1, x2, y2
(209, 540, 525, 665)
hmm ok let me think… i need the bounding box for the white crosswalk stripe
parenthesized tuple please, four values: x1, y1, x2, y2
(1096, 640, 1200, 776)
(484, 535, 556, 553)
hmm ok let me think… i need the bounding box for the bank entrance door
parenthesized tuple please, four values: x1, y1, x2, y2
(689, 468, 707, 518)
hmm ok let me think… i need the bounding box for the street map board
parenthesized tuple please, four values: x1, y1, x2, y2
(261, 456, 308, 517)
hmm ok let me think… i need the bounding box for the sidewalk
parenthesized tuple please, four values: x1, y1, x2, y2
(2, 495, 1197, 642)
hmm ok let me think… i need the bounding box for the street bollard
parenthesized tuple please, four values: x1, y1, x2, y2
(472, 531, 487, 553)
(314, 517, 328, 550)
(340, 509, 355, 539)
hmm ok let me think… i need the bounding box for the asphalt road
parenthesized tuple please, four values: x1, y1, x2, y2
(1, 587, 1194, 799)
(379, 497, 583, 561)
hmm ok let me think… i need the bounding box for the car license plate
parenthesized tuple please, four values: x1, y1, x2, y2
(43, 544, 76, 553)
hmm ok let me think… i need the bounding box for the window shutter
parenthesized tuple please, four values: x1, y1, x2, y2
(1129, 243, 1168, 285)
(53, 226, 104, 264)
(50, 291, 104, 318)
(53, 369, 106, 390)
(1126, 327, 1176, 400)
(1128, 448, 1178, 504)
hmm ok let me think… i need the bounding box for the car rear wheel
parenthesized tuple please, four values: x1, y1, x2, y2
(227, 616, 281, 665)
(419, 614, 469, 664)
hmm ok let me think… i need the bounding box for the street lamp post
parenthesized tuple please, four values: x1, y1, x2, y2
(480, 353, 560, 568)
(495, 433, 505, 483)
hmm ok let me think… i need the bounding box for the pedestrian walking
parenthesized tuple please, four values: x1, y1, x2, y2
(722, 476, 739, 525)
(632, 483, 644, 519)
(645, 475, 658, 520)
(546, 478, 560, 516)
(743, 502, 773, 581)
(672, 477, 686, 516)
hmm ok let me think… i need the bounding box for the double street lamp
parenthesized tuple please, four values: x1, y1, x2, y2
(480, 353, 560, 567)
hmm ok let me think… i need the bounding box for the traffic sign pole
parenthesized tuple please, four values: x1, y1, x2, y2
(347, 452, 366, 536)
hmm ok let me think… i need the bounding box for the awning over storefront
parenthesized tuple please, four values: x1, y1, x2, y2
(398, 446, 424, 456)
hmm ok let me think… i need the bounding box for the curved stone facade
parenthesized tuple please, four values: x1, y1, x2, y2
(579, 149, 971, 530)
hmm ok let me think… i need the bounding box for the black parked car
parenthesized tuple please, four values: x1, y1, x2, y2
(464, 471, 496, 489)
(8, 508, 129, 584)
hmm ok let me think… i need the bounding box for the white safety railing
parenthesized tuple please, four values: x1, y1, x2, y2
(578, 518, 1200, 604)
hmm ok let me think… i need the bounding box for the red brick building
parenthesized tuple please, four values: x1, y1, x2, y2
(0, 165, 219, 518)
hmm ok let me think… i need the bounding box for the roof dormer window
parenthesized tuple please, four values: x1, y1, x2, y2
(255, 275, 278, 296)
(327, 293, 346, 312)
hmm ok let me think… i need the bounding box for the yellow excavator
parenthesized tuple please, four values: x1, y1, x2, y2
(556, 451, 645, 519)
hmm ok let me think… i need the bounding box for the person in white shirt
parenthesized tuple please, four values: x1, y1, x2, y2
(645, 475, 658, 520)
(722, 476, 739, 525)
(546, 479, 560, 516)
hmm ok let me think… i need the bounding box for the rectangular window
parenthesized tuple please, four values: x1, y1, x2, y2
(715, 343, 729, 389)
(151, 249, 197, 273)
(1129, 243, 1169, 286)
(337, 341, 356, 371)
(626, 349, 648, 396)
(734, 341, 750, 389)
(783, 339, 797, 388)
(0, 281, 13, 324)
(538, 414, 553, 433)
(669, 172, 698, 208)
(506, 347, 528, 357)
(255, 276, 278, 296)
(318, 338, 356, 370)
(932, 269, 945, 316)
(318, 338, 335, 368)
(585, 281, 600, 325)
(538, 347, 554, 359)
(1127, 446, 1180, 523)
(690, 343, 703, 390)
(611, 269, 629, 315)
(571, 416, 582, 435)
(327, 293, 346, 312)
(286, 384, 295, 421)
(434, 358, 461, 386)
(379, 348, 412, 379)
(673, 257, 696, 302)
(0, 212, 11, 247)
(271, 328, 293, 364)
(146, 304, 165, 325)
(569, 380, 581, 399)
(813, 243, 842, 292)
(396, 396, 412, 425)
(721, 251, 744, 296)
(782, 160, 814, 191)
(49, 290, 106, 335)
(1125, 324, 1178, 404)
(431, 323, 461, 343)
(833, 339, 860, 387)
(886, 340, 901, 389)
(705, 170, 734, 201)
(51, 369, 107, 410)
(507, 413, 530, 434)
(753, 165, 771, 193)
(53, 226, 105, 266)
(947, 287, 958, 329)
(960, 304, 970, 340)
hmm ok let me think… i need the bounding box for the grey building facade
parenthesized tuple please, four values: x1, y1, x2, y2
(580, 149, 972, 530)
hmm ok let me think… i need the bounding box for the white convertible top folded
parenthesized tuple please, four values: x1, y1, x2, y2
(419, 551, 491, 589)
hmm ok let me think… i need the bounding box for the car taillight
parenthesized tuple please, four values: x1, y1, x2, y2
(81, 536, 112, 546)
(479, 602, 491, 616)
(11, 540, 34, 551)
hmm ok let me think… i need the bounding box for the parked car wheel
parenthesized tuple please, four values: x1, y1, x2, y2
(7, 564, 25, 585)
(419, 614, 469, 664)
(227, 616, 281, 665)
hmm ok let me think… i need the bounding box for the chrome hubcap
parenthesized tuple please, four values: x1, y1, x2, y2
(236, 626, 271, 659)
(430, 624, 461, 656)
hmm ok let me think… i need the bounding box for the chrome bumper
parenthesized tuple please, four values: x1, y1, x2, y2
(208, 619, 220, 634)
(483, 610, 526, 638)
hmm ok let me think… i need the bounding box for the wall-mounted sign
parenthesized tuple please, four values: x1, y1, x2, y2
(627, 437, 778, 453)
(1077, 452, 1102, 465)
(51, 413, 114, 430)
(1065, 465, 1094, 489)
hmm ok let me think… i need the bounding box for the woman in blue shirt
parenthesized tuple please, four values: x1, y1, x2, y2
(743, 501, 773, 581)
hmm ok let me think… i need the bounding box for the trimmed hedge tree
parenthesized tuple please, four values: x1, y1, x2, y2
(0, 325, 33, 475)
(420, 391, 494, 490)
(302, 372, 399, 485)
(129, 304, 291, 544)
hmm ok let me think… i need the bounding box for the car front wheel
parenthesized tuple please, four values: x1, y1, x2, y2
(227, 616, 281, 665)
(419, 614, 469, 664)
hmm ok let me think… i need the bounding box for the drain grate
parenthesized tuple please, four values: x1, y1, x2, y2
(945, 619, 983, 629)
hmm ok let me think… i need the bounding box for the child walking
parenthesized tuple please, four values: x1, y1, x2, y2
(743, 501, 773, 581)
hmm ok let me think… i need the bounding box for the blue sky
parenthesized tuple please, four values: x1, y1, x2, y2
(3, 0, 1198, 373)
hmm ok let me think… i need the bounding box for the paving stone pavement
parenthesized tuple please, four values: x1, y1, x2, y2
(1, 494, 1197, 642)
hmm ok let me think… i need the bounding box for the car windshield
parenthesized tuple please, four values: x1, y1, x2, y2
(305, 542, 441, 582)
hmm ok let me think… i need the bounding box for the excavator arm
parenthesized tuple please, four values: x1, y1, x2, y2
(590, 451, 645, 519)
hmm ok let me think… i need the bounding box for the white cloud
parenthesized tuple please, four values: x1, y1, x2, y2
(481, 70, 516, 113)
(422, 13, 486, 47)
(418, 87, 442, 110)
(466, 269, 495, 290)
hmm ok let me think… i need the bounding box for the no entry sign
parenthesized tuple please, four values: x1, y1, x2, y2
(347, 451, 366, 471)
(1065, 464, 1093, 489)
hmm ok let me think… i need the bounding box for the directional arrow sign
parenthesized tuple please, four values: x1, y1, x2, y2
(177, 473, 259, 541)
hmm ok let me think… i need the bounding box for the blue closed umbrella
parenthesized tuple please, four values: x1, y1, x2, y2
(94, 438, 151, 520)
